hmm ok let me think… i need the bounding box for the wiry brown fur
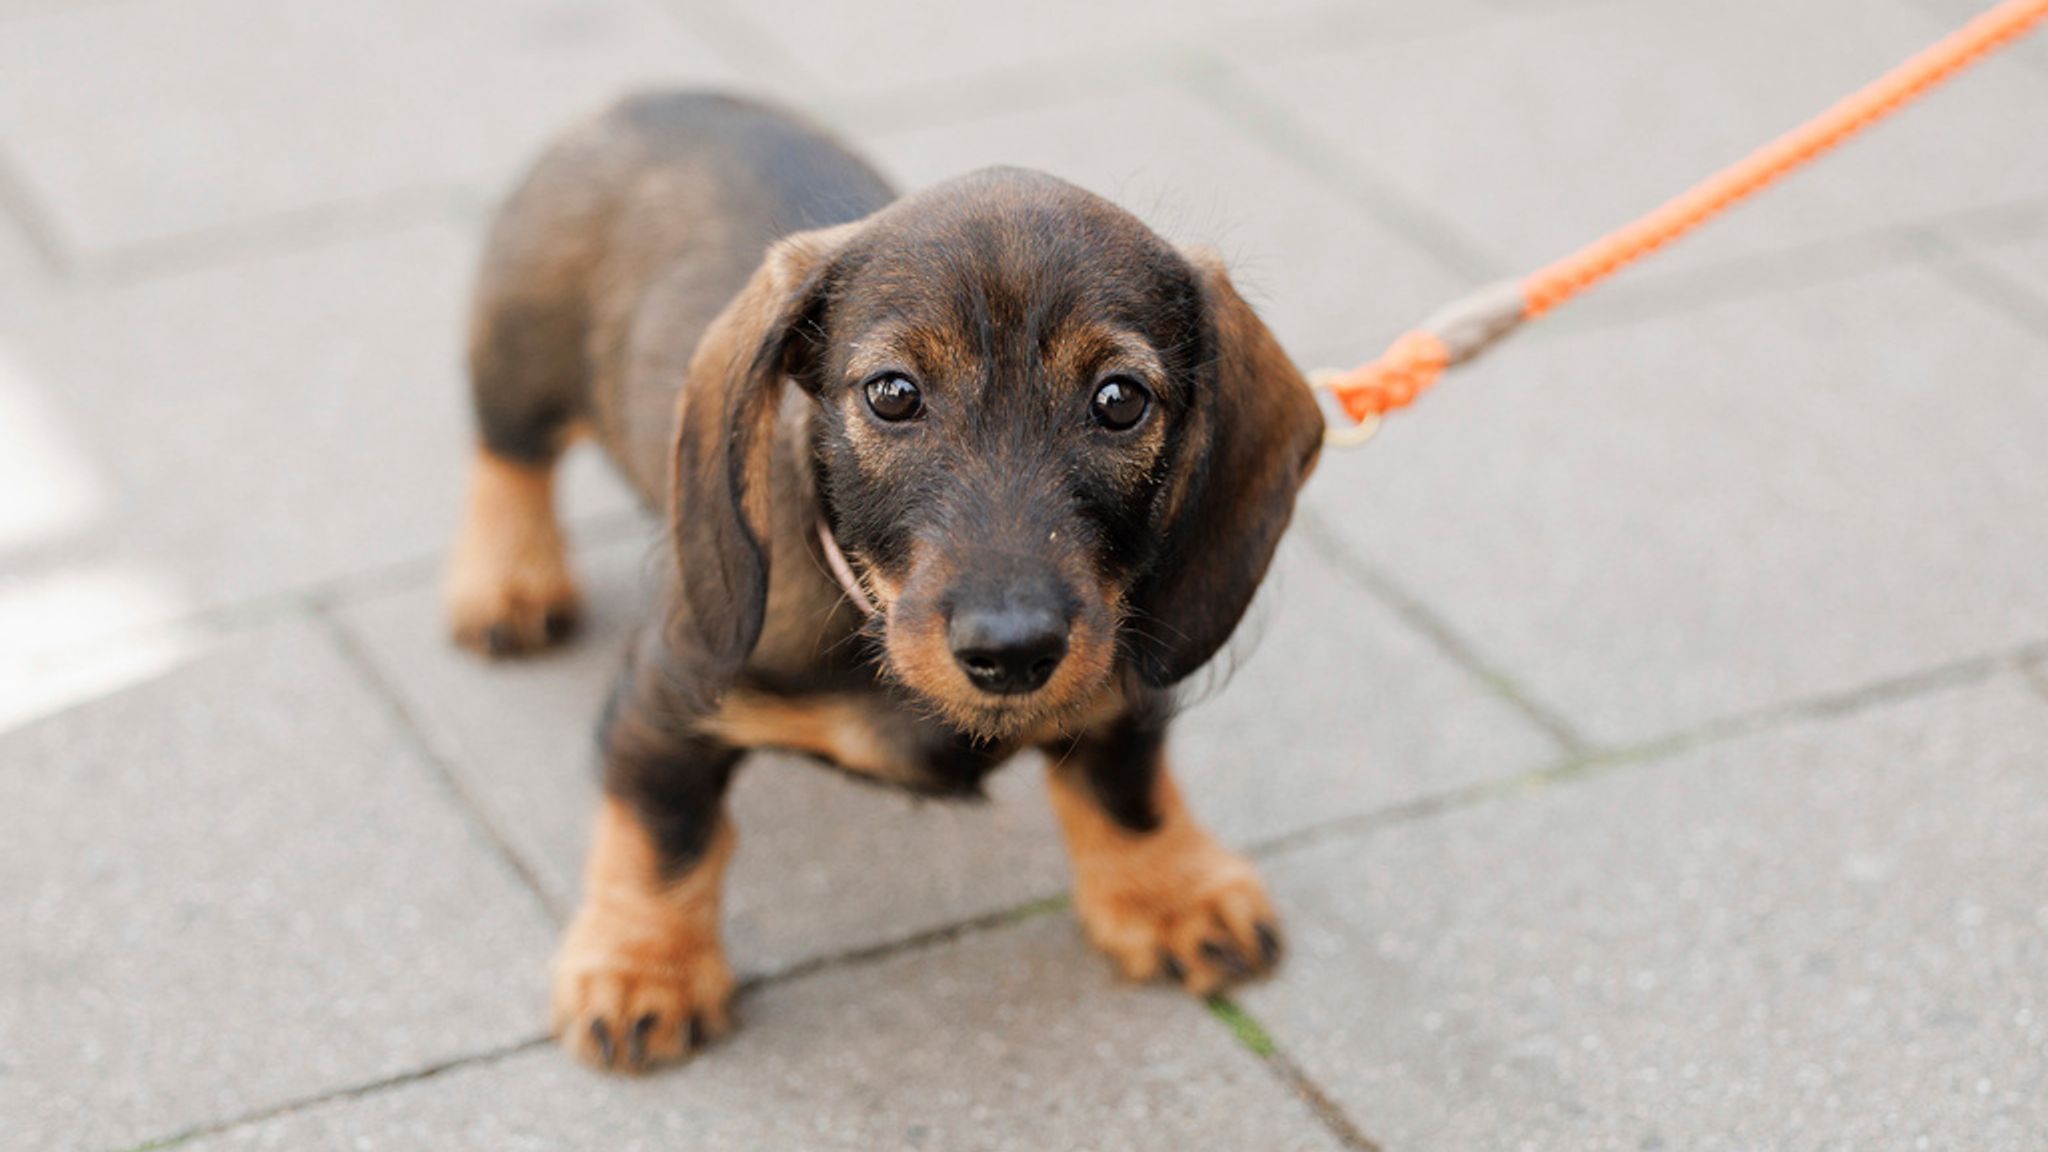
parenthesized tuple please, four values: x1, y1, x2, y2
(447, 91, 1324, 1073)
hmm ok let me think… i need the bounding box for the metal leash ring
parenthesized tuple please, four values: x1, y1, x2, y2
(1308, 369, 1385, 449)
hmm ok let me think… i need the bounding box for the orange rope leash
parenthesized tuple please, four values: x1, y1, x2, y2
(1318, 0, 2048, 440)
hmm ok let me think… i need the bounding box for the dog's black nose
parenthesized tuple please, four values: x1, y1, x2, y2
(949, 602, 1068, 695)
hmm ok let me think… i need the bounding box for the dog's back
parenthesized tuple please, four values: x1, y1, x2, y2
(467, 91, 895, 501)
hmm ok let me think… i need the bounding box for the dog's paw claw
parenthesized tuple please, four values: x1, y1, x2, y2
(482, 622, 514, 658)
(1255, 922, 1283, 967)
(1076, 845, 1283, 997)
(449, 581, 579, 659)
(552, 912, 734, 1074)
(444, 451, 581, 659)
(627, 1012, 655, 1067)
(1160, 950, 1186, 984)
(1200, 937, 1252, 978)
(554, 964, 732, 1074)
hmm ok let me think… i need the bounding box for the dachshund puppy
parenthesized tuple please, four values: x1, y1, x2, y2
(445, 91, 1324, 1072)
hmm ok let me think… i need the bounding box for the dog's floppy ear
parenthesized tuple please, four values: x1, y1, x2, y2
(669, 222, 860, 677)
(1131, 249, 1326, 688)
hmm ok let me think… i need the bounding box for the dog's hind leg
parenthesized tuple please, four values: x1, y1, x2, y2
(444, 241, 590, 657)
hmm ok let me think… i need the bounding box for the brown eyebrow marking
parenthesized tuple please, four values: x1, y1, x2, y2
(843, 323, 978, 387)
(1042, 322, 1166, 392)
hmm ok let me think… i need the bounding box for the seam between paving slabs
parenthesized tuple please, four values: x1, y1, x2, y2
(1499, 189, 2048, 343)
(1908, 0, 2048, 81)
(651, 0, 826, 99)
(7, 508, 649, 717)
(1292, 507, 1594, 756)
(794, 13, 1477, 141)
(311, 601, 570, 925)
(1473, 0, 1627, 11)
(1181, 57, 1504, 287)
(111, 627, 2048, 1151)
(1196, 641, 2048, 1152)
(2020, 657, 2048, 703)
(72, 183, 491, 287)
(1208, 995, 1387, 1152)
(1275, 203, 2008, 372)
(1287, 199, 2048, 757)
(108, 897, 1077, 1152)
(25, 64, 2044, 311)
(0, 0, 146, 30)
(1913, 226, 2048, 348)
(1513, 221, 1931, 340)
(0, 143, 70, 274)
(1249, 632, 2048, 867)
(117, 1035, 552, 1152)
(0, 167, 485, 292)
(828, 45, 1197, 138)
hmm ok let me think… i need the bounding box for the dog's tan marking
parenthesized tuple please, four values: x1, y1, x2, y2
(553, 798, 736, 1073)
(1039, 322, 1166, 394)
(1047, 762, 1280, 996)
(843, 321, 978, 391)
(445, 446, 581, 657)
(700, 690, 925, 786)
(877, 543, 1124, 743)
(1018, 682, 1129, 748)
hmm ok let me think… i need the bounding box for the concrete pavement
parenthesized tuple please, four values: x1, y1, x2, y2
(3, 0, 2046, 1147)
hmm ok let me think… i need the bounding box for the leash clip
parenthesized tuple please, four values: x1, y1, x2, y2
(1309, 369, 1384, 449)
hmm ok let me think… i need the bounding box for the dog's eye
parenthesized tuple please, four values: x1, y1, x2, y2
(864, 373, 923, 422)
(1091, 377, 1150, 431)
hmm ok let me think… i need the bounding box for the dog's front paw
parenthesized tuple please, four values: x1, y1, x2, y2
(551, 905, 735, 1074)
(1072, 836, 1282, 997)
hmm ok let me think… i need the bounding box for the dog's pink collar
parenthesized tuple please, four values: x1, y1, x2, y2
(816, 518, 879, 618)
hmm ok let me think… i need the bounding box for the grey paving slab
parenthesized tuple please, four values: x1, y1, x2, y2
(0, 0, 149, 22)
(726, 0, 1489, 103)
(861, 81, 1470, 366)
(1239, 674, 2048, 1151)
(0, 619, 557, 1152)
(1175, 536, 1564, 844)
(0, 0, 738, 255)
(0, 0, 86, 23)
(1972, 227, 2048, 305)
(0, 577, 214, 735)
(330, 529, 654, 918)
(1915, 0, 2048, 75)
(1235, 0, 2048, 283)
(334, 522, 1556, 975)
(1304, 263, 2048, 747)
(185, 914, 1345, 1152)
(1950, 206, 2048, 311)
(0, 202, 39, 307)
(0, 221, 636, 660)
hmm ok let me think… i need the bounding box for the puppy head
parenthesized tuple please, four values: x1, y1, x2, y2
(674, 168, 1324, 738)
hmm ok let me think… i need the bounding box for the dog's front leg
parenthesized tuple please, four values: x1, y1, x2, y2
(1046, 715, 1282, 996)
(552, 636, 741, 1073)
